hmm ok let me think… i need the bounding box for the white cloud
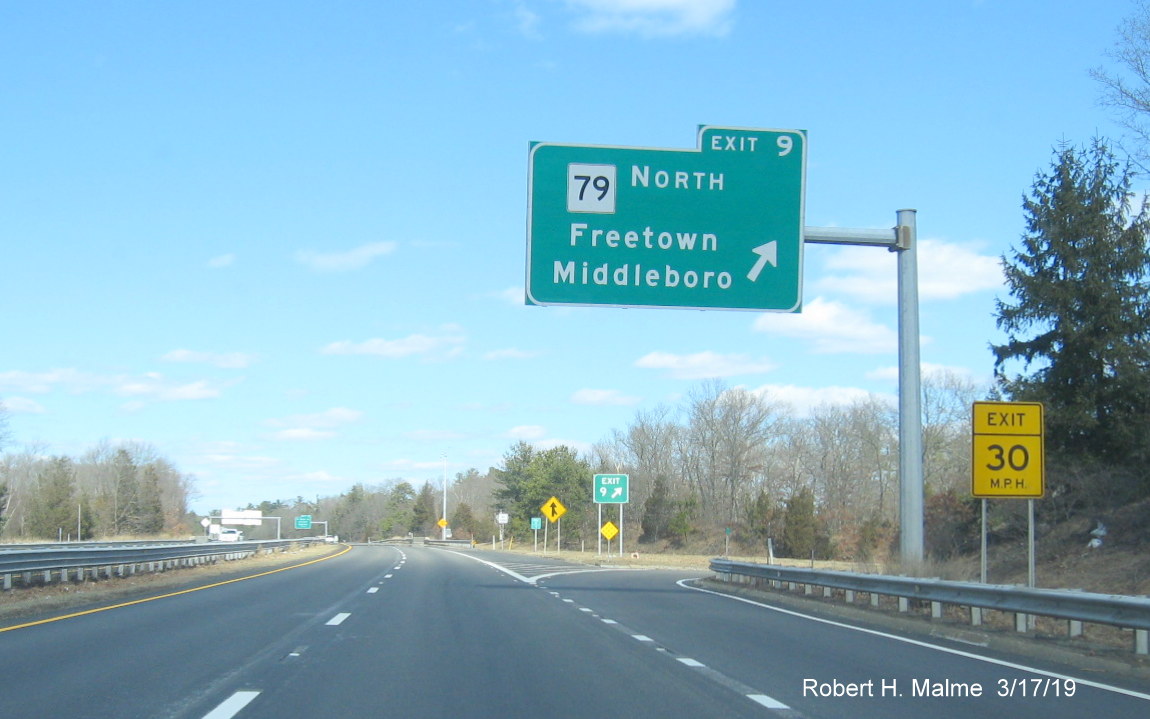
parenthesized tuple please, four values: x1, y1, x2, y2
(752, 297, 898, 354)
(812, 238, 1002, 304)
(379, 457, 452, 472)
(282, 469, 345, 483)
(295, 241, 398, 272)
(207, 253, 235, 268)
(264, 406, 363, 442)
(566, 0, 735, 37)
(403, 429, 469, 442)
(634, 350, 776, 379)
(0, 369, 232, 405)
(162, 349, 257, 369)
(116, 375, 223, 401)
(321, 331, 465, 359)
(270, 407, 364, 429)
(867, 362, 979, 383)
(269, 428, 336, 442)
(919, 239, 1003, 299)
(495, 287, 526, 305)
(532, 437, 594, 454)
(751, 383, 895, 417)
(0, 368, 103, 394)
(508, 425, 547, 440)
(571, 388, 641, 406)
(1, 396, 45, 414)
(201, 451, 282, 469)
(514, 2, 543, 39)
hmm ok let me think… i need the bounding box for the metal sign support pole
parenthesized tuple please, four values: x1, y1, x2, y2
(1028, 499, 1036, 588)
(980, 499, 988, 584)
(804, 209, 923, 564)
(618, 504, 624, 557)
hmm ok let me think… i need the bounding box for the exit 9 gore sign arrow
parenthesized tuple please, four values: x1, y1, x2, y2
(526, 125, 806, 312)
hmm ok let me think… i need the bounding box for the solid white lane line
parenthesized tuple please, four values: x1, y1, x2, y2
(326, 612, 351, 626)
(201, 690, 260, 719)
(680, 578, 1150, 703)
(747, 694, 790, 709)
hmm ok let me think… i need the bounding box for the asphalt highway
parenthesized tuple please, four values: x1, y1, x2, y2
(1, 544, 1148, 718)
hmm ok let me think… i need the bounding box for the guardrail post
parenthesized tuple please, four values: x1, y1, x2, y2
(1136, 630, 1149, 655)
(931, 601, 942, 619)
(1069, 619, 1083, 638)
(2, 573, 10, 590)
(1015, 613, 1028, 633)
(871, 593, 880, 608)
(898, 597, 909, 613)
(845, 590, 855, 603)
(971, 607, 982, 626)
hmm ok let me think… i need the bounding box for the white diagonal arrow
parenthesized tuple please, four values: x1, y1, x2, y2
(747, 241, 777, 282)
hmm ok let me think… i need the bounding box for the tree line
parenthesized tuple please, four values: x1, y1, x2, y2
(0, 437, 195, 540)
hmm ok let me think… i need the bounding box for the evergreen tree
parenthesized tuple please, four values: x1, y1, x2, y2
(111, 449, 139, 535)
(136, 464, 165, 535)
(640, 475, 674, 543)
(27, 456, 77, 539)
(492, 441, 536, 535)
(744, 488, 776, 548)
(781, 487, 817, 559)
(450, 501, 477, 540)
(993, 140, 1150, 476)
(380, 482, 416, 537)
(411, 482, 437, 535)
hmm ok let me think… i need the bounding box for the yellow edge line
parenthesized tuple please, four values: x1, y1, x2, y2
(0, 543, 354, 633)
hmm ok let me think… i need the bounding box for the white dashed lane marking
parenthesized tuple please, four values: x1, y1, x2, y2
(201, 690, 260, 719)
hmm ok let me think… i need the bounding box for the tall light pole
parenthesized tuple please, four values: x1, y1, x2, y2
(442, 453, 448, 541)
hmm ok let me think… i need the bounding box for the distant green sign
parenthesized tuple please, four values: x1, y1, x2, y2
(593, 474, 629, 504)
(527, 126, 806, 312)
(295, 515, 313, 530)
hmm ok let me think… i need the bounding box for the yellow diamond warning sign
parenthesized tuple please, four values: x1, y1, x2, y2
(541, 496, 566, 523)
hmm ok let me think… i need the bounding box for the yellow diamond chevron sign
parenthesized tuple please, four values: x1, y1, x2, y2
(541, 496, 567, 523)
(601, 521, 619, 541)
(527, 125, 806, 312)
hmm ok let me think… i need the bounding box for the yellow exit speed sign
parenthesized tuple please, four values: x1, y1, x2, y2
(971, 401, 1044, 498)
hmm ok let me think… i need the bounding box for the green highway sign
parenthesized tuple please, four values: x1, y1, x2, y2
(527, 126, 806, 312)
(295, 515, 312, 530)
(594, 473, 629, 504)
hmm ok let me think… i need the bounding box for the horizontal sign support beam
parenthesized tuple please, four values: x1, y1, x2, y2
(803, 226, 899, 247)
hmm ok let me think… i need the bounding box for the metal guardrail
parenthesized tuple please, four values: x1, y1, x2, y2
(709, 558, 1150, 655)
(0, 539, 320, 590)
(423, 539, 473, 547)
(0, 539, 193, 552)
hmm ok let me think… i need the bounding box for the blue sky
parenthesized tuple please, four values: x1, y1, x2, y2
(0, 0, 1136, 514)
